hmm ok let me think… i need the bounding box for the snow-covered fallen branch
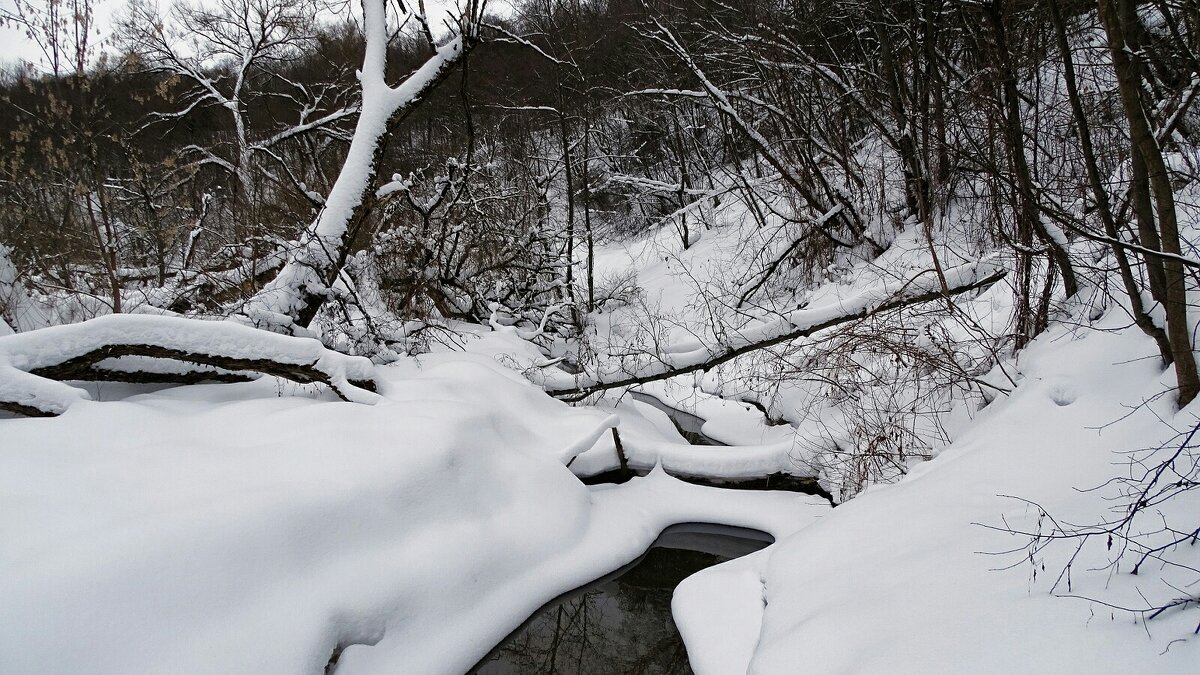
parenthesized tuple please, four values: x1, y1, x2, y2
(544, 262, 1007, 401)
(0, 314, 379, 417)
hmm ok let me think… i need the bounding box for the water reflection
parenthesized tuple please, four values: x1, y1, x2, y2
(473, 525, 771, 675)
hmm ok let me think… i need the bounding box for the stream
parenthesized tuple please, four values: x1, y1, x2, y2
(470, 393, 826, 673)
(470, 524, 772, 675)
(628, 392, 722, 446)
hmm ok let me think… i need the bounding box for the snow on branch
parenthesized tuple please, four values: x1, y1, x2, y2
(604, 173, 715, 196)
(624, 87, 789, 119)
(0, 314, 379, 417)
(541, 262, 1007, 401)
(638, 17, 882, 256)
(237, 0, 483, 334)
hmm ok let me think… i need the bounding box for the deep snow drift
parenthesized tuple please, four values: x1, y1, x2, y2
(0, 349, 827, 674)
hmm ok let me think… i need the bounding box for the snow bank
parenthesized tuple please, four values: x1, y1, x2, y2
(572, 400, 811, 480)
(673, 550, 771, 675)
(737, 316, 1199, 672)
(0, 351, 828, 674)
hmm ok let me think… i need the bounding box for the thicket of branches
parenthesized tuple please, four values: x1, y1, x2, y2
(2, 0, 1193, 356)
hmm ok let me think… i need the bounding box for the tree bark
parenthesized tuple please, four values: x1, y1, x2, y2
(1049, 0, 1172, 363)
(1099, 0, 1200, 406)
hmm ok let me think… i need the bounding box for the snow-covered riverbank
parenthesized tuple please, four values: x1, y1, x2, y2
(687, 313, 1200, 673)
(5, 308, 1196, 673)
(0, 349, 828, 674)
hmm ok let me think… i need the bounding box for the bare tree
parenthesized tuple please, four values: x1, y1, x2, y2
(1097, 0, 1200, 406)
(118, 0, 360, 305)
(238, 0, 487, 334)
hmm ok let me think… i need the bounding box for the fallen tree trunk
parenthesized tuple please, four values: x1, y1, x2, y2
(544, 262, 1007, 401)
(0, 314, 379, 417)
(28, 345, 372, 392)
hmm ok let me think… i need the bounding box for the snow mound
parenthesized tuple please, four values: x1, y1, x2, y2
(0, 352, 829, 674)
(742, 318, 1199, 672)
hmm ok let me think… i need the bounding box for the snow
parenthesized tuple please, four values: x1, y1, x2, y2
(539, 258, 999, 394)
(464, 138, 1198, 671)
(6, 2, 1200, 671)
(443, 324, 818, 482)
(337, 465, 827, 674)
(742, 315, 1200, 673)
(0, 314, 380, 410)
(572, 399, 811, 480)
(633, 381, 796, 446)
(0, 314, 367, 375)
(569, 203, 1014, 497)
(0, 243, 49, 332)
(673, 550, 769, 675)
(5, 256, 1199, 674)
(0, 359, 88, 414)
(634, 309, 1198, 675)
(0, 349, 829, 674)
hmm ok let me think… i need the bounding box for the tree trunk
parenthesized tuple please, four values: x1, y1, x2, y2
(1049, 0, 1172, 363)
(238, 17, 474, 334)
(1099, 0, 1200, 406)
(985, 0, 1079, 317)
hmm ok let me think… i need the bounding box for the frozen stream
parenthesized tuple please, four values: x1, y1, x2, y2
(460, 392, 828, 674)
(471, 524, 772, 674)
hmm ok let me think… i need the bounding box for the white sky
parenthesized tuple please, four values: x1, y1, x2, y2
(0, 0, 498, 73)
(0, 0, 120, 70)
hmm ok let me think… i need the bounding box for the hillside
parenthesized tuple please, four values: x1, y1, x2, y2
(2, 0, 1199, 672)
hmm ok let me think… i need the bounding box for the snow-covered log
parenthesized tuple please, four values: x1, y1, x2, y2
(544, 262, 1007, 401)
(0, 314, 379, 417)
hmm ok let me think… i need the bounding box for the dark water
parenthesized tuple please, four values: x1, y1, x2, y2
(471, 524, 772, 675)
(628, 392, 723, 446)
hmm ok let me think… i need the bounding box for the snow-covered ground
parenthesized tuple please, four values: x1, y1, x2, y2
(4, 184, 1198, 673)
(691, 315, 1199, 673)
(0, 347, 827, 674)
(5, 283, 1197, 673)
(574, 201, 1200, 672)
(5, 0, 1200, 669)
